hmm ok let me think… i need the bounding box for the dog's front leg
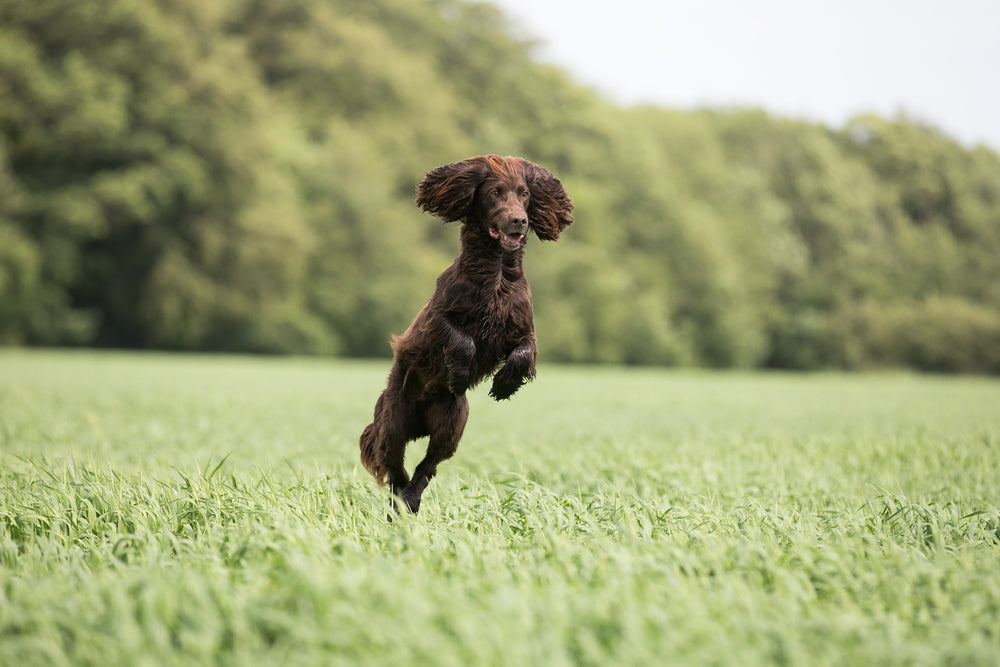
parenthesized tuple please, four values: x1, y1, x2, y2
(489, 337, 536, 400)
(440, 317, 476, 395)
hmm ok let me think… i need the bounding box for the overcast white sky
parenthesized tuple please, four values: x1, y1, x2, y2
(491, 0, 1000, 150)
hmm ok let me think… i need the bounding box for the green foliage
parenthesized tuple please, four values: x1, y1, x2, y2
(2, 352, 1000, 664)
(1, 0, 999, 371)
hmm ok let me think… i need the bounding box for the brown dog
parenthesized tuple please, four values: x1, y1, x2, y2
(359, 156, 573, 514)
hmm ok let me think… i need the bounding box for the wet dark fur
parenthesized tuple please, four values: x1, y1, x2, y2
(359, 156, 573, 514)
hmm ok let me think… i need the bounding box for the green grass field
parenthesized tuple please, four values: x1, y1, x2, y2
(1, 351, 998, 665)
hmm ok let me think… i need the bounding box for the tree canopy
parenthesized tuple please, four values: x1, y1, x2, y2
(2, 0, 999, 372)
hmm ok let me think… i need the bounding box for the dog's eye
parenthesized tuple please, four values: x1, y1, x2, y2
(489, 188, 500, 198)
(519, 190, 529, 198)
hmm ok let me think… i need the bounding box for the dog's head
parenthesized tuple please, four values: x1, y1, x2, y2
(416, 155, 574, 250)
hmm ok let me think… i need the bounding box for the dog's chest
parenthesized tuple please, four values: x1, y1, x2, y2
(485, 288, 516, 326)
(471, 280, 527, 344)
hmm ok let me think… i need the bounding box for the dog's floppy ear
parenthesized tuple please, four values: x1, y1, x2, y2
(523, 160, 574, 241)
(415, 157, 490, 222)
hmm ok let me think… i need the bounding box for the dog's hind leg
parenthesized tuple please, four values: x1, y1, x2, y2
(400, 393, 469, 513)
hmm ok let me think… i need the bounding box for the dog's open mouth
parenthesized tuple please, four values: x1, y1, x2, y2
(489, 226, 524, 250)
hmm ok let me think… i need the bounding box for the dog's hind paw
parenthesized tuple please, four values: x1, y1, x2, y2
(400, 488, 422, 514)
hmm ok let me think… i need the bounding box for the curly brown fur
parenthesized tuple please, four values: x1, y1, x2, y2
(359, 156, 573, 514)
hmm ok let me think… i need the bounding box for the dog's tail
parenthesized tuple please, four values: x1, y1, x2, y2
(359, 420, 386, 484)
(359, 362, 410, 486)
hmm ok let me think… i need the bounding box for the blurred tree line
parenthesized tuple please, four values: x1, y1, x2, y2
(2, 0, 999, 372)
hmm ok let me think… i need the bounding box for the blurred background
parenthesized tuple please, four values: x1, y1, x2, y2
(1, 0, 998, 373)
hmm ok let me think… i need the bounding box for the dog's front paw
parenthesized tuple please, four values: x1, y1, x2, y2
(488, 382, 517, 401)
(489, 366, 530, 401)
(447, 367, 471, 396)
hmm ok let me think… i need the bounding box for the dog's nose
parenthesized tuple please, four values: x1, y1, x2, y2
(510, 216, 528, 232)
